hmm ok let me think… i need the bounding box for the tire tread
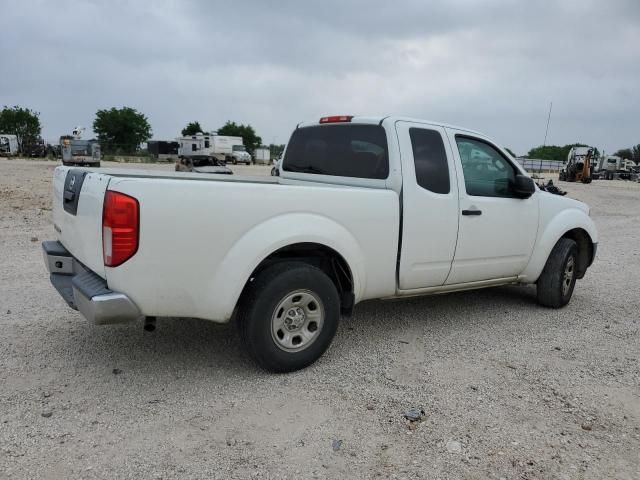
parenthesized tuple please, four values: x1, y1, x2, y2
(536, 238, 577, 308)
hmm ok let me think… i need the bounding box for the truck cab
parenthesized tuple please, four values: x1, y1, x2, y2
(230, 144, 251, 165)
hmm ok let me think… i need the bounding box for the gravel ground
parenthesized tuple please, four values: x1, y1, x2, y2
(1, 158, 639, 480)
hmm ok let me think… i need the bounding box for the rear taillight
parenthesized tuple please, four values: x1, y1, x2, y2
(319, 115, 353, 124)
(102, 191, 139, 267)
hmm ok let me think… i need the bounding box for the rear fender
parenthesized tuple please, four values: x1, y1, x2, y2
(208, 213, 365, 321)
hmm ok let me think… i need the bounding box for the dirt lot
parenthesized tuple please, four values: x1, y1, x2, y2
(1, 158, 639, 479)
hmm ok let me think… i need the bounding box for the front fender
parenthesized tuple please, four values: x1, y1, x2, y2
(521, 208, 598, 282)
(207, 213, 365, 321)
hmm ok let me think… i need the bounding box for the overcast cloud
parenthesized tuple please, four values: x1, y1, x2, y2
(1, 0, 638, 154)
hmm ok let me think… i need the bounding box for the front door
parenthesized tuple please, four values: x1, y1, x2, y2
(445, 130, 539, 285)
(397, 121, 460, 290)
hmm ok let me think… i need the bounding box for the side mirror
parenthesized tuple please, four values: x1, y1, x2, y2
(513, 174, 536, 198)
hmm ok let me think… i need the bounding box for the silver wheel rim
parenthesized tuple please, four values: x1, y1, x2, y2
(562, 256, 575, 296)
(271, 289, 324, 352)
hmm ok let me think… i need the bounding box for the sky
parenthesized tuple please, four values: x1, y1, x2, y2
(1, 0, 638, 155)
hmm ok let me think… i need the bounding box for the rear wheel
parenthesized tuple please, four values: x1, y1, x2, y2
(237, 262, 340, 372)
(536, 238, 578, 308)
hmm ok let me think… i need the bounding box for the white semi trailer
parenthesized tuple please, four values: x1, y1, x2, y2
(253, 147, 270, 165)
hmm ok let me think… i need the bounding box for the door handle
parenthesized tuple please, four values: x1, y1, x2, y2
(462, 209, 482, 216)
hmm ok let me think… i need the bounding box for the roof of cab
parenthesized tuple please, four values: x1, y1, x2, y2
(296, 115, 484, 137)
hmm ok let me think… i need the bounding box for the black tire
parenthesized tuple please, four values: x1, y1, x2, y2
(232, 158, 237, 165)
(536, 238, 578, 308)
(237, 261, 340, 373)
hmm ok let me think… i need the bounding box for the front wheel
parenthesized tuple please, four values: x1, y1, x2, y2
(536, 238, 578, 308)
(237, 262, 340, 372)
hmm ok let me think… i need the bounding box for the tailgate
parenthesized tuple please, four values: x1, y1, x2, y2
(52, 167, 110, 278)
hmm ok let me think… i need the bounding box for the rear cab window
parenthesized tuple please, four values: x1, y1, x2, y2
(409, 128, 450, 194)
(283, 124, 389, 179)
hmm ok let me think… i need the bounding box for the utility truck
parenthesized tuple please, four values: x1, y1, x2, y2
(59, 127, 101, 167)
(42, 115, 597, 372)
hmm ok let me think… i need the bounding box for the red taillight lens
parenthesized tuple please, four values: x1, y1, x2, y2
(319, 115, 353, 124)
(103, 191, 139, 267)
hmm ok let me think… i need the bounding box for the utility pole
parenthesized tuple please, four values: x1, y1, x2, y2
(541, 101, 553, 173)
(543, 101, 553, 147)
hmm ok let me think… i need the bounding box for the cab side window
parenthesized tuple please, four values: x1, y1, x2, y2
(455, 136, 517, 198)
(409, 128, 450, 194)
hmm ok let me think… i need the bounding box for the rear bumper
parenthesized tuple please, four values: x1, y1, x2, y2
(68, 156, 99, 163)
(42, 241, 141, 325)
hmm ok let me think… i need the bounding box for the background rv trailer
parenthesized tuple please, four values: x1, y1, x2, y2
(177, 133, 252, 164)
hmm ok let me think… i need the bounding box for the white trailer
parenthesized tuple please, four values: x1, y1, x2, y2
(0, 134, 19, 156)
(253, 147, 270, 165)
(177, 133, 251, 164)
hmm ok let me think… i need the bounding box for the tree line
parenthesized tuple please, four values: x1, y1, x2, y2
(521, 143, 640, 163)
(3, 104, 637, 162)
(0, 105, 276, 157)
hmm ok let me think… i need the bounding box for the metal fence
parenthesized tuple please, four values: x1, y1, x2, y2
(516, 158, 565, 173)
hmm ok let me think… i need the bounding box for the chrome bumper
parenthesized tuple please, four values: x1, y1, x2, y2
(42, 241, 141, 325)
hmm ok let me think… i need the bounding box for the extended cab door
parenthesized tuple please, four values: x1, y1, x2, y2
(396, 121, 460, 289)
(445, 129, 539, 284)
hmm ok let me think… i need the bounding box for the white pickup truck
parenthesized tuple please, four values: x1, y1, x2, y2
(43, 115, 597, 372)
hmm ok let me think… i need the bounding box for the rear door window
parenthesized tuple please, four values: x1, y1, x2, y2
(409, 128, 450, 194)
(283, 124, 389, 179)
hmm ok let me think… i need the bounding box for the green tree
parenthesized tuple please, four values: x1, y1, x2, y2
(504, 147, 517, 158)
(527, 143, 598, 162)
(527, 145, 567, 161)
(93, 107, 152, 154)
(614, 148, 633, 160)
(181, 121, 203, 136)
(632, 145, 640, 164)
(0, 105, 42, 152)
(216, 121, 262, 155)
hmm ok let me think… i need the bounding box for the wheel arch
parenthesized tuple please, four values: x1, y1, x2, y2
(560, 228, 593, 278)
(242, 242, 356, 315)
(207, 213, 365, 321)
(521, 209, 597, 282)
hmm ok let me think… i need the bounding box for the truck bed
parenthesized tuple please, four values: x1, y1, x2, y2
(52, 166, 400, 322)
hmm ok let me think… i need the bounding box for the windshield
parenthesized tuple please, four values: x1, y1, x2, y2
(232, 145, 246, 152)
(283, 124, 389, 179)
